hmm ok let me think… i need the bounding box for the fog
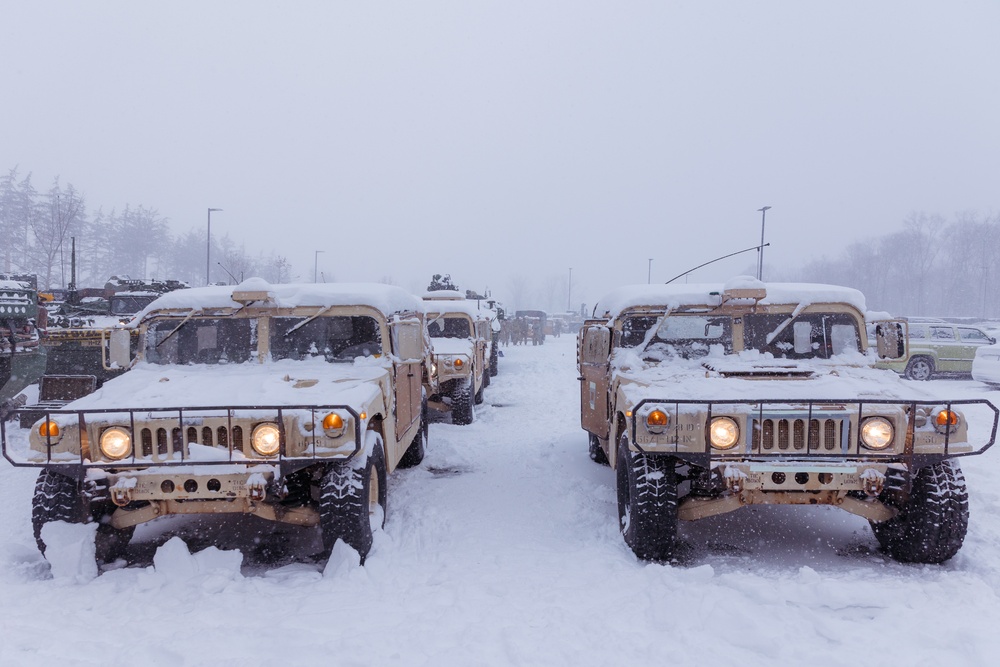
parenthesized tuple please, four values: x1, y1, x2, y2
(2, 1, 998, 311)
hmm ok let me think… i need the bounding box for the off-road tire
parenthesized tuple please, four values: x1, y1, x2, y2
(397, 417, 426, 469)
(870, 460, 968, 564)
(452, 380, 474, 425)
(319, 433, 387, 563)
(589, 433, 609, 465)
(474, 377, 485, 405)
(32, 469, 135, 563)
(904, 356, 934, 381)
(483, 367, 491, 388)
(32, 469, 84, 555)
(616, 434, 678, 561)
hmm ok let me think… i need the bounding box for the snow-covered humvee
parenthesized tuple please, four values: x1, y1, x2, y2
(2, 279, 431, 565)
(578, 277, 998, 564)
(422, 291, 495, 425)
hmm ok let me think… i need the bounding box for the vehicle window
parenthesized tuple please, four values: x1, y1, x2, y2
(958, 328, 990, 342)
(930, 327, 955, 341)
(907, 325, 927, 340)
(641, 315, 732, 360)
(428, 315, 472, 339)
(145, 318, 254, 365)
(745, 313, 860, 359)
(582, 327, 611, 363)
(619, 316, 659, 348)
(270, 315, 382, 362)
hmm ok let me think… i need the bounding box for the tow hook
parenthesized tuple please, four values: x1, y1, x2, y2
(247, 473, 267, 501)
(110, 478, 137, 506)
(861, 468, 886, 497)
(723, 466, 747, 494)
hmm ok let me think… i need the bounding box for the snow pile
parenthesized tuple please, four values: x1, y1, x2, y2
(152, 537, 243, 581)
(39, 521, 98, 582)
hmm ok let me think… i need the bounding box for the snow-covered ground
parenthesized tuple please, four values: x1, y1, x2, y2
(2, 336, 1000, 666)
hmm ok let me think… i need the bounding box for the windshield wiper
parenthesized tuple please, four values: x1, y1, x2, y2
(765, 303, 807, 345)
(156, 309, 202, 348)
(284, 305, 334, 337)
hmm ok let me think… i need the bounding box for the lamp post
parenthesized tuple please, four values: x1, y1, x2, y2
(757, 206, 771, 281)
(314, 250, 325, 283)
(567, 267, 572, 311)
(648, 258, 653, 284)
(206, 208, 222, 285)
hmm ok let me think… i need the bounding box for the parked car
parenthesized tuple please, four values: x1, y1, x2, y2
(876, 321, 996, 380)
(973, 343, 1000, 388)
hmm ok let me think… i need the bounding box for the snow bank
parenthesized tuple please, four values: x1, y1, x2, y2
(152, 537, 243, 581)
(39, 521, 98, 582)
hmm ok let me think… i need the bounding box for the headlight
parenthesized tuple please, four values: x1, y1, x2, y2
(322, 412, 347, 437)
(861, 417, 894, 450)
(645, 409, 670, 434)
(710, 417, 739, 450)
(100, 427, 132, 460)
(934, 409, 960, 434)
(251, 423, 281, 457)
(38, 421, 61, 441)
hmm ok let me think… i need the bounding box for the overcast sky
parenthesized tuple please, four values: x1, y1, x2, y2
(2, 1, 998, 310)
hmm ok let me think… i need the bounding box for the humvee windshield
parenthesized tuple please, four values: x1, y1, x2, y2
(144, 315, 383, 365)
(145, 318, 255, 365)
(428, 315, 472, 339)
(620, 311, 862, 360)
(110, 294, 157, 316)
(271, 315, 382, 361)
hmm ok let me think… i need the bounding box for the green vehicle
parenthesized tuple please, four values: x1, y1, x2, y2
(876, 320, 997, 381)
(0, 278, 46, 404)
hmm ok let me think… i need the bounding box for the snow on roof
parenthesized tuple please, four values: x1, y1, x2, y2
(423, 296, 496, 319)
(593, 276, 867, 319)
(0, 280, 31, 291)
(133, 279, 425, 322)
(421, 289, 466, 300)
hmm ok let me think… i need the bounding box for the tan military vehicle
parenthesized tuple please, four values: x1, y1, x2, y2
(578, 277, 998, 564)
(2, 280, 431, 565)
(423, 291, 494, 425)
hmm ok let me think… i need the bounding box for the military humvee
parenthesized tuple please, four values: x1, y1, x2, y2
(2, 280, 431, 565)
(578, 277, 998, 564)
(423, 291, 494, 425)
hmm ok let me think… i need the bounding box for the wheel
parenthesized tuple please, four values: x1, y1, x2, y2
(319, 432, 387, 563)
(32, 469, 134, 563)
(904, 356, 934, 381)
(32, 469, 84, 555)
(452, 379, 474, 425)
(616, 433, 678, 561)
(474, 377, 485, 405)
(482, 367, 491, 388)
(870, 460, 968, 564)
(397, 417, 425, 468)
(589, 433, 609, 465)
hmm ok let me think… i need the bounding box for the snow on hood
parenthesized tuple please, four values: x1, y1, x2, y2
(613, 347, 942, 403)
(64, 358, 389, 411)
(593, 278, 867, 320)
(129, 279, 425, 326)
(430, 337, 475, 356)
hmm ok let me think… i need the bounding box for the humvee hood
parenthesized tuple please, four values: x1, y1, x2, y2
(615, 352, 939, 404)
(63, 359, 389, 411)
(430, 337, 475, 357)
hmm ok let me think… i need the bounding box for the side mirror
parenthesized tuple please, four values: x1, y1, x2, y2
(104, 328, 135, 370)
(875, 321, 907, 360)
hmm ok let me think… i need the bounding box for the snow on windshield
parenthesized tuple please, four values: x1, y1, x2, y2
(144, 315, 383, 365)
(619, 312, 861, 361)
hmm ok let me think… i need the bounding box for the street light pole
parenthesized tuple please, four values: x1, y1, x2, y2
(757, 206, 771, 281)
(648, 258, 653, 284)
(314, 250, 325, 283)
(206, 208, 222, 285)
(567, 268, 572, 311)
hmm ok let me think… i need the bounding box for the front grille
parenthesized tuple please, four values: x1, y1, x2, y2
(752, 417, 846, 453)
(140, 424, 245, 458)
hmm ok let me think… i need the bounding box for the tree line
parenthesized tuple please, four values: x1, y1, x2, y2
(0, 167, 295, 290)
(779, 212, 1000, 320)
